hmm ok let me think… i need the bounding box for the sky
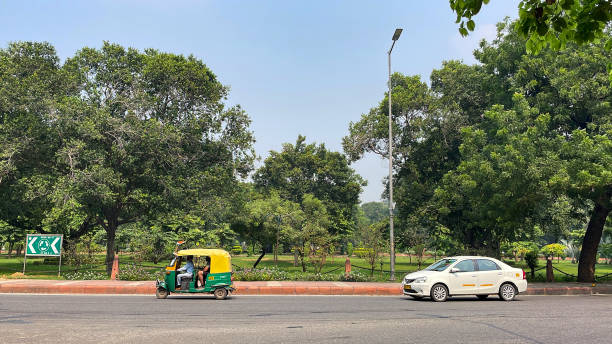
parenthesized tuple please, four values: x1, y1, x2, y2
(0, 0, 519, 203)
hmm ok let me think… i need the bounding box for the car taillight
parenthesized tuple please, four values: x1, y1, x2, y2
(522, 270, 526, 280)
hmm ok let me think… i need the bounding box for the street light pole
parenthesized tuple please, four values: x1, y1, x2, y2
(388, 28, 402, 281)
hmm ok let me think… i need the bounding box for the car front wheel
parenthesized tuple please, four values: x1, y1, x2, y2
(430, 283, 448, 302)
(499, 283, 517, 301)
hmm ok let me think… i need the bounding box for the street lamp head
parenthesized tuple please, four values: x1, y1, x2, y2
(391, 28, 403, 41)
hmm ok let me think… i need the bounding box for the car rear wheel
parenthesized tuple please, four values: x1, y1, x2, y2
(499, 283, 517, 301)
(476, 295, 488, 300)
(430, 283, 448, 302)
(214, 288, 228, 300)
(156, 287, 168, 299)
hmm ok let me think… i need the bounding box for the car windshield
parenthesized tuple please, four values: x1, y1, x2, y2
(424, 259, 457, 271)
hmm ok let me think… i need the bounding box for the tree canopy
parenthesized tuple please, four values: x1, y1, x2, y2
(0, 41, 255, 273)
(343, 20, 611, 281)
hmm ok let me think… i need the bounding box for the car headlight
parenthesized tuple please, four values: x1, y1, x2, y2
(414, 276, 427, 283)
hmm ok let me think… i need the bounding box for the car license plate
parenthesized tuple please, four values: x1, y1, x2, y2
(404, 285, 411, 290)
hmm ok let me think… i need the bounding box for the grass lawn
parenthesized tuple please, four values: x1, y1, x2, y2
(1, 253, 611, 282)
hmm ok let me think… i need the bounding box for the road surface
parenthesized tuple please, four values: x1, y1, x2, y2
(1, 294, 610, 343)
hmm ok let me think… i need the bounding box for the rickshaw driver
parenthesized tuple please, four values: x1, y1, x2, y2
(176, 255, 194, 287)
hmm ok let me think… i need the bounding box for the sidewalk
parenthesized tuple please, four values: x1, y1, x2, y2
(1, 279, 611, 296)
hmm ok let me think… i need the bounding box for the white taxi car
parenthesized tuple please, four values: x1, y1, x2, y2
(402, 256, 527, 302)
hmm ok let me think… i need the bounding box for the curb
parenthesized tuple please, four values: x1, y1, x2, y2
(0, 280, 610, 296)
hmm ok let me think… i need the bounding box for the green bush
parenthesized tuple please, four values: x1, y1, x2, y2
(117, 264, 158, 281)
(231, 245, 243, 255)
(339, 271, 370, 282)
(64, 271, 107, 280)
(541, 243, 566, 259)
(354, 247, 372, 258)
(232, 267, 372, 282)
(233, 267, 290, 281)
(346, 242, 354, 257)
(524, 250, 539, 278)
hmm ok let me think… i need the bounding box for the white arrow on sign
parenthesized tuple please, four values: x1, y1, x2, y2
(28, 237, 37, 253)
(51, 237, 60, 254)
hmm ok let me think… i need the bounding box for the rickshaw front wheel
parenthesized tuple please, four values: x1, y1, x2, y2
(214, 288, 228, 300)
(156, 287, 168, 299)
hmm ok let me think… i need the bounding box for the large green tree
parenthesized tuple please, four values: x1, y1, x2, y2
(54, 42, 255, 274)
(0, 41, 256, 274)
(0, 42, 68, 253)
(254, 135, 365, 237)
(450, 0, 611, 52)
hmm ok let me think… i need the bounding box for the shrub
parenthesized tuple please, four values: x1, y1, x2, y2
(524, 250, 539, 278)
(117, 264, 158, 281)
(540, 243, 566, 259)
(233, 267, 290, 281)
(231, 245, 243, 255)
(339, 271, 370, 282)
(346, 242, 354, 257)
(64, 271, 107, 280)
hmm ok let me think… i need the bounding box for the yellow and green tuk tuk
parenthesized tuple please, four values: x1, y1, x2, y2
(156, 248, 234, 300)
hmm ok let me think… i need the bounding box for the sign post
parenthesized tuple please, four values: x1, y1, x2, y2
(23, 234, 63, 276)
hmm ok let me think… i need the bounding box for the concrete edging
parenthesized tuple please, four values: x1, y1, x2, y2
(0, 280, 610, 296)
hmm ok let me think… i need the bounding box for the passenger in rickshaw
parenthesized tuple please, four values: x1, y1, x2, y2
(197, 256, 211, 288)
(176, 255, 194, 287)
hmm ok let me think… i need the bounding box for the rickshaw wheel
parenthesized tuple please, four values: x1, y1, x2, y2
(214, 288, 228, 300)
(156, 287, 168, 299)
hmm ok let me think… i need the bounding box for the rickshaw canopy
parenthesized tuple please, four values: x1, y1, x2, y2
(176, 249, 231, 274)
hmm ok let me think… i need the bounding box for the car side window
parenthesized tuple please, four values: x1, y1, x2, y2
(477, 259, 500, 271)
(454, 259, 475, 272)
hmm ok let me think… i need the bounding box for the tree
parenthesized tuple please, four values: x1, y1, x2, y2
(541, 243, 567, 261)
(357, 220, 387, 276)
(52, 42, 254, 274)
(234, 192, 303, 266)
(436, 93, 610, 281)
(360, 202, 389, 225)
(254, 135, 365, 237)
(0, 42, 76, 257)
(281, 194, 333, 272)
(450, 0, 612, 53)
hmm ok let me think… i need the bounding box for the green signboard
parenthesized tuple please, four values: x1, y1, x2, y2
(23, 234, 63, 276)
(26, 234, 63, 256)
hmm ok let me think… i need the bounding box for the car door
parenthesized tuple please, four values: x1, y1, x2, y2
(475, 259, 503, 294)
(448, 259, 477, 295)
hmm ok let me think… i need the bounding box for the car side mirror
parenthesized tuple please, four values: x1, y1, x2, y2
(450, 268, 460, 273)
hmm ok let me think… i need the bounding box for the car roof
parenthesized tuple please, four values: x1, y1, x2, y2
(445, 256, 499, 260)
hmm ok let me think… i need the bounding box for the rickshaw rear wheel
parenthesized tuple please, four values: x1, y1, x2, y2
(156, 287, 168, 299)
(214, 288, 228, 300)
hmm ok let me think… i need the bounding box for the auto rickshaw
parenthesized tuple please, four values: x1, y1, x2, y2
(155, 248, 234, 300)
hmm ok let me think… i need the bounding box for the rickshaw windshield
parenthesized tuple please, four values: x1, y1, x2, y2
(168, 257, 176, 267)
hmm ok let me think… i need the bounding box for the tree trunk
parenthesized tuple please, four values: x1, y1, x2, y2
(105, 218, 118, 276)
(253, 250, 266, 268)
(16, 245, 22, 257)
(293, 248, 298, 267)
(577, 199, 610, 282)
(7, 241, 14, 258)
(300, 245, 306, 272)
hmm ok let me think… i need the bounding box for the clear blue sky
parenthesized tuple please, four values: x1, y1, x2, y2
(0, 0, 518, 203)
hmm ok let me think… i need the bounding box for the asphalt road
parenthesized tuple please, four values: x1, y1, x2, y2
(1, 294, 610, 344)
